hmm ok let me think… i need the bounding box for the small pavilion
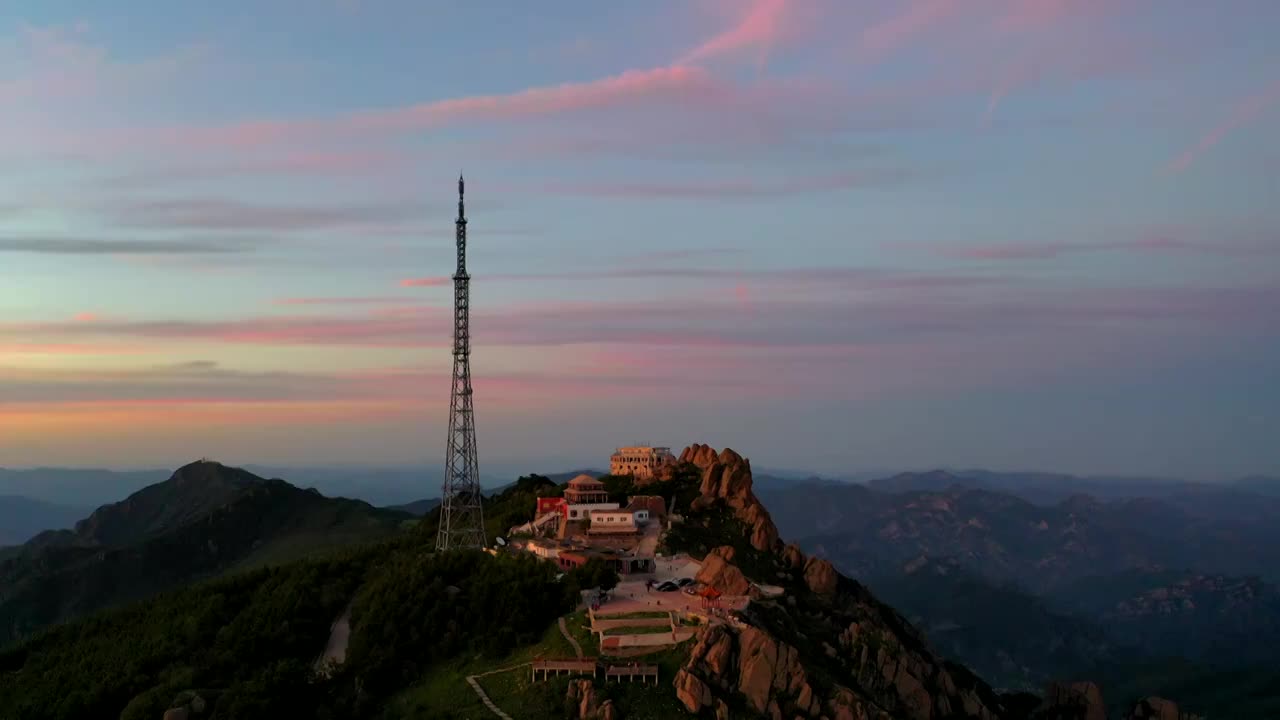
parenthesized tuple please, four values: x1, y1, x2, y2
(697, 586, 723, 610)
(565, 474, 610, 504)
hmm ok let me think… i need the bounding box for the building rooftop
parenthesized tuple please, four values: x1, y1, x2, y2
(567, 473, 603, 488)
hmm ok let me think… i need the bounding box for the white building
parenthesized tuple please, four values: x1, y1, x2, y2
(610, 445, 676, 479)
(566, 502, 619, 521)
(587, 509, 638, 534)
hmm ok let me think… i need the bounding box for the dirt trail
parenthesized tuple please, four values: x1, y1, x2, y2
(314, 603, 353, 672)
(559, 616, 585, 658)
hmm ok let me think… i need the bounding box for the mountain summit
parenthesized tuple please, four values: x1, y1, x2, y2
(0, 460, 407, 646)
(0, 448, 1216, 719)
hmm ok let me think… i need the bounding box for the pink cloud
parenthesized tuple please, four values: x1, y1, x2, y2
(1165, 78, 1280, 174)
(0, 23, 205, 108)
(536, 170, 908, 199)
(6, 283, 1275, 355)
(111, 198, 421, 232)
(858, 0, 960, 61)
(142, 66, 719, 151)
(679, 0, 791, 68)
(350, 66, 716, 133)
(273, 297, 416, 306)
(104, 150, 410, 186)
(71, 312, 101, 323)
(982, 23, 1142, 126)
(995, 0, 1116, 32)
(400, 277, 450, 288)
(0, 342, 151, 356)
(937, 234, 1280, 261)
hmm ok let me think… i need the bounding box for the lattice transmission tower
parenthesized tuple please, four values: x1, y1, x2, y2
(436, 175, 487, 551)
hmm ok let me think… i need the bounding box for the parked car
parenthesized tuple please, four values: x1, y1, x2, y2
(676, 577, 695, 587)
(656, 581, 679, 592)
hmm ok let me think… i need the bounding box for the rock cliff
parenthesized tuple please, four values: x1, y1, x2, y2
(680, 444, 780, 554)
(695, 546, 752, 596)
(660, 444, 1204, 719)
(1123, 697, 1201, 720)
(566, 679, 621, 720)
(668, 444, 1013, 719)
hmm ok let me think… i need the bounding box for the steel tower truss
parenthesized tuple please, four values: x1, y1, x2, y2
(436, 175, 487, 551)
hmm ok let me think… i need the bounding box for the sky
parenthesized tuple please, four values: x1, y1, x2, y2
(1, 0, 1277, 479)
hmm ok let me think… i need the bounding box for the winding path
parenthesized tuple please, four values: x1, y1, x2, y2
(559, 616, 585, 658)
(465, 662, 530, 720)
(463, 616, 584, 718)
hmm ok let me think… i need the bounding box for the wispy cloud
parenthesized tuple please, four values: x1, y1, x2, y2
(0, 23, 205, 106)
(273, 297, 419, 306)
(679, 0, 792, 68)
(110, 198, 422, 232)
(102, 150, 411, 187)
(399, 277, 450, 288)
(137, 66, 720, 152)
(537, 170, 908, 199)
(401, 266, 1006, 289)
(10, 282, 1274, 353)
(0, 236, 257, 255)
(935, 234, 1280, 261)
(858, 0, 960, 61)
(1165, 78, 1280, 174)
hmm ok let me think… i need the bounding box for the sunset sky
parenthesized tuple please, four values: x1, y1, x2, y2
(2, 0, 1277, 478)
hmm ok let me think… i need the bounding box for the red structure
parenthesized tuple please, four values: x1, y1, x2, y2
(536, 496, 567, 517)
(697, 586, 723, 610)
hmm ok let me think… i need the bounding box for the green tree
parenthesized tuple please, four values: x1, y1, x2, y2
(568, 557, 619, 594)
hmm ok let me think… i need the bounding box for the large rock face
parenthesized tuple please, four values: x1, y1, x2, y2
(679, 444, 780, 553)
(803, 556, 838, 596)
(675, 617, 1007, 720)
(566, 679, 620, 720)
(1031, 681, 1106, 720)
(695, 546, 752, 596)
(667, 443, 1200, 720)
(1125, 697, 1202, 720)
(675, 624, 833, 719)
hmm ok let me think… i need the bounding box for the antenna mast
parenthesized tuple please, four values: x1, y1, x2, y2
(436, 175, 487, 551)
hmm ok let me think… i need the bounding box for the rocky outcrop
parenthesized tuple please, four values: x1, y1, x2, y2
(679, 444, 780, 553)
(675, 616, 1010, 720)
(676, 623, 830, 718)
(667, 444, 1198, 719)
(566, 679, 620, 720)
(162, 690, 210, 720)
(782, 543, 805, 571)
(1125, 697, 1202, 720)
(803, 556, 838, 595)
(695, 546, 752, 596)
(1031, 681, 1106, 720)
(674, 667, 713, 713)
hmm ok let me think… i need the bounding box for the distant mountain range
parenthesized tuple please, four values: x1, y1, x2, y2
(758, 470, 1280, 700)
(0, 460, 410, 647)
(0, 496, 88, 547)
(0, 467, 170, 508)
(0, 449, 1267, 718)
(6, 463, 1274, 511)
(865, 556, 1123, 691)
(868, 468, 1280, 505)
(761, 472, 1280, 590)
